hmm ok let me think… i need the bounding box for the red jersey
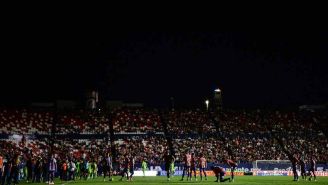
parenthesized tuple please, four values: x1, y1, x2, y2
(62, 163, 67, 171)
(184, 154, 191, 166)
(226, 159, 237, 167)
(199, 157, 206, 168)
(0, 156, 3, 169)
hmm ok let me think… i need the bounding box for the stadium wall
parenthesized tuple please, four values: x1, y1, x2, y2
(135, 163, 328, 177)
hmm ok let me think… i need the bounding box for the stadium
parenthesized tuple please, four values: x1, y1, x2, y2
(1, 32, 328, 185)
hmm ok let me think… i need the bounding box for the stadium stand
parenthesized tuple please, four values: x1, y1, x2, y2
(0, 107, 327, 183)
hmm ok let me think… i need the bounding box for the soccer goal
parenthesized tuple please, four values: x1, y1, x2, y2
(253, 160, 291, 170)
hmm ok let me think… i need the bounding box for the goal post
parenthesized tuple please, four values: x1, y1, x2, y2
(253, 160, 291, 170)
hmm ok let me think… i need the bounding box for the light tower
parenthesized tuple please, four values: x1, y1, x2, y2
(205, 99, 209, 111)
(85, 90, 99, 110)
(214, 88, 222, 112)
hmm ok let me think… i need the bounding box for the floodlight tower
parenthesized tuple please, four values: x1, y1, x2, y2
(205, 100, 209, 111)
(85, 90, 99, 110)
(213, 88, 223, 112)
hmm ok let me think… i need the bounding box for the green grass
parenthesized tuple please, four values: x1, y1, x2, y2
(17, 176, 328, 185)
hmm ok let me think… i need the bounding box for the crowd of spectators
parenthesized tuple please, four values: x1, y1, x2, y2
(0, 108, 53, 134)
(166, 110, 216, 135)
(112, 108, 162, 133)
(0, 107, 327, 165)
(57, 110, 110, 134)
(0, 108, 110, 134)
(115, 136, 168, 165)
(218, 109, 328, 163)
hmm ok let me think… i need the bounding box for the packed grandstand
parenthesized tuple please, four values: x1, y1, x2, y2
(0, 106, 327, 183)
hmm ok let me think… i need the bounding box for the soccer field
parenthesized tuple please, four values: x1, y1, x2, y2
(17, 176, 328, 185)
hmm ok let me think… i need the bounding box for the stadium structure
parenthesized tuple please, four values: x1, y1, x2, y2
(0, 89, 327, 185)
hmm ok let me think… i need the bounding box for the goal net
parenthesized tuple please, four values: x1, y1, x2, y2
(253, 160, 291, 170)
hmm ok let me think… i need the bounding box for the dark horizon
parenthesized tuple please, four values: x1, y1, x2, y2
(1, 32, 327, 109)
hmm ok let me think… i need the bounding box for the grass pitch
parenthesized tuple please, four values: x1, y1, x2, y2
(18, 176, 328, 185)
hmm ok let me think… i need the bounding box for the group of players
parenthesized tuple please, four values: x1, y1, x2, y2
(290, 153, 317, 182)
(163, 150, 238, 182)
(1, 150, 319, 184)
(163, 150, 319, 183)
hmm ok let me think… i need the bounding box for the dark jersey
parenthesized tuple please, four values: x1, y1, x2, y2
(291, 157, 299, 168)
(212, 166, 225, 175)
(101, 158, 107, 168)
(3, 161, 12, 174)
(309, 159, 316, 170)
(191, 156, 196, 168)
(129, 157, 135, 169)
(286, 153, 298, 168)
(300, 160, 306, 170)
(123, 157, 129, 169)
(163, 154, 175, 164)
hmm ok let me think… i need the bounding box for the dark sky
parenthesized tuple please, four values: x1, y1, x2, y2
(1, 32, 327, 108)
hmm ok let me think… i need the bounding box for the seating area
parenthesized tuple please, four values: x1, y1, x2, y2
(112, 108, 162, 133)
(166, 110, 216, 134)
(0, 108, 52, 134)
(0, 107, 327, 164)
(57, 110, 110, 134)
(115, 136, 168, 165)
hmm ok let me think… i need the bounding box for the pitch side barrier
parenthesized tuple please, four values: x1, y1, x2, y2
(129, 162, 328, 177)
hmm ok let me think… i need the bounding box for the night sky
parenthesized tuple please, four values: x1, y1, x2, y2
(1, 32, 327, 108)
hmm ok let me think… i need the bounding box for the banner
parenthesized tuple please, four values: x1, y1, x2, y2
(159, 170, 244, 176)
(254, 170, 328, 177)
(133, 171, 157, 176)
(287, 171, 328, 177)
(314, 171, 328, 177)
(254, 170, 288, 176)
(148, 163, 252, 173)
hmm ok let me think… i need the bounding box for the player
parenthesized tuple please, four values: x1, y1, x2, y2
(283, 147, 299, 181)
(180, 151, 191, 181)
(198, 154, 207, 181)
(308, 156, 316, 181)
(211, 165, 231, 182)
(68, 160, 76, 181)
(9, 153, 20, 185)
(89, 160, 97, 179)
(61, 160, 68, 181)
(299, 156, 306, 180)
(170, 159, 175, 178)
(223, 158, 237, 182)
(102, 153, 113, 181)
(141, 158, 147, 177)
(163, 151, 175, 181)
(75, 160, 80, 180)
(0, 153, 3, 182)
(26, 154, 33, 183)
(119, 155, 129, 181)
(189, 153, 197, 181)
(48, 154, 57, 185)
(79, 159, 84, 180)
(2, 156, 12, 185)
(81, 158, 89, 180)
(128, 155, 135, 181)
(291, 154, 299, 181)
